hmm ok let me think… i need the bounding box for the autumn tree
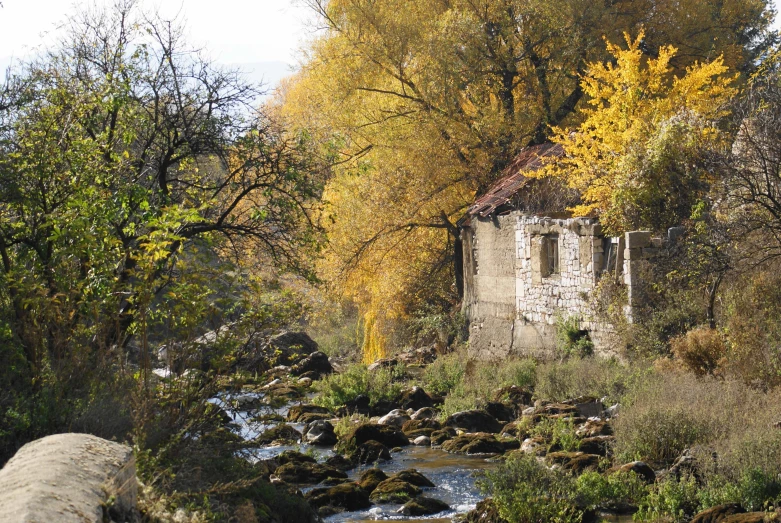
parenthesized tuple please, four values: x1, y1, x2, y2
(541, 31, 738, 234)
(0, 1, 325, 387)
(283, 0, 773, 359)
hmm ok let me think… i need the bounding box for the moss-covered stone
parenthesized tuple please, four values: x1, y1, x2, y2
(442, 433, 505, 455)
(358, 468, 388, 493)
(369, 478, 422, 503)
(399, 496, 450, 516)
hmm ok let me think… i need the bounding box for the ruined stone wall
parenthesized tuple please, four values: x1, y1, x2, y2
(464, 212, 621, 360)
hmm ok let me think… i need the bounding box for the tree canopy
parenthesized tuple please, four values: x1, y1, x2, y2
(282, 0, 775, 358)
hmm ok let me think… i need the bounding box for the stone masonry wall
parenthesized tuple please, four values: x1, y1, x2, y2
(464, 212, 622, 360)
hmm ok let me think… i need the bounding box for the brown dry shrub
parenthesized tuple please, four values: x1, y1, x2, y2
(614, 370, 781, 476)
(670, 327, 726, 377)
(723, 269, 781, 388)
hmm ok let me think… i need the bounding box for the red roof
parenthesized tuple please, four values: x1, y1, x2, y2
(467, 142, 565, 217)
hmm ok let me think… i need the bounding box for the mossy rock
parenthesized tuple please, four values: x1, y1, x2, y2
(345, 423, 410, 449)
(399, 496, 450, 516)
(391, 469, 435, 487)
(578, 435, 614, 456)
(545, 451, 602, 473)
(304, 482, 372, 512)
(401, 418, 442, 435)
(274, 461, 348, 484)
(324, 454, 354, 472)
(276, 450, 316, 465)
(358, 468, 388, 493)
(369, 478, 422, 503)
(286, 404, 331, 422)
(267, 384, 303, 399)
(430, 427, 457, 446)
(351, 440, 391, 464)
(255, 424, 301, 445)
(461, 498, 508, 523)
(442, 433, 505, 455)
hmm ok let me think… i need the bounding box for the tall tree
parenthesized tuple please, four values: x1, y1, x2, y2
(282, 0, 774, 358)
(0, 1, 324, 383)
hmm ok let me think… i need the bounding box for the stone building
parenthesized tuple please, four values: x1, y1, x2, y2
(460, 143, 668, 359)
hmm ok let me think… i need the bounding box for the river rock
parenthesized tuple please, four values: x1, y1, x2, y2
(304, 483, 372, 514)
(576, 419, 613, 438)
(578, 435, 614, 456)
(413, 436, 431, 446)
(255, 424, 301, 445)
(371, 399, 402, 416)
(287, 404, 331, 422)
(399, 496, 450, 516)
(324, 454, 354, 472)
(690, 503, 746, 523)
(276, 449, 316, 465)
(442, 433, 505, 455)
(358, 468, 388, 493)
(342, 394, 371, 416)
(462, 498, 508, 523)
(352, 440, 392, 464)
(399, 386, 434, 410)
(500, 420, 530, 439)
(266, 384, 303, 400)
(494, 385, 533, 406)
(369, 478, 422, 503)
(402, 418, 442, 437)
(303, 420, 337, 446)
(411, 407, 438, 420)
(530, 403, 580, 423)
(346, 423, 410, 448)
(267, 331, 319, 366)
(298, 377, 313, 386)
(520, 436, 546, 455)
(378, 409, 411, 428)
(392, 469, 435, 487)
(445, 410, 502, 433)
(274, 461, 347, 484)
(610, 461, 656, 483)
(546, 451, 602, 473)
(430, 427, 457, 446)
(485, 401, 517, 423)
(291, 351, 333, 377)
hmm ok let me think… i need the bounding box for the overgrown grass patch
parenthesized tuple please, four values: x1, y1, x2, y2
(312, 362, 406, 410)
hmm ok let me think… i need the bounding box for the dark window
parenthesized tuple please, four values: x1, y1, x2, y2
(546, 235, 559, 275)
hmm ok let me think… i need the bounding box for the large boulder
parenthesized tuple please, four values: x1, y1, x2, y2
(462, 498, 508, 523)
(274, 462, 347, 484)
(286, 404, 331, 423)
(610, 461, 656, 483)
(391, 469, 435, 488)
(410, 407, 438, 420)
(378, 409, 411, 429)
(291, 351, 333, 378)
(399, 386, 434, 410)
(430, 427, 457, 446)
(276, 449, 316, 465)
(255, 424, 301, 445)
(303, 420, 337, 446)
(399, 496, 450, 516)
(369, 478, 422, 503)
(494, 385, 533, 406)
(442, 433, 505, 455)
(578, 435, 615, 457)
(484, 401, 517, 423)
(545, 451, 602, 473)
(267, 331, 319, 366)
(358, 468, 388, 493)
(347, 423, 410, 448)
(691, 504, 746, 523)
(304, 483, 372, 514)
(351, 440, 392, 464)
(444, 410, 502, 433)
(402, 418, 442, 438)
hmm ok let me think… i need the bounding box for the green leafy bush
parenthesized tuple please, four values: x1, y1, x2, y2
(574, 471, 649, 510)
(313, 363, 405, 410)
(555, 315, 595, 360)
(479, 453, 582, 523)
(635, 476, 701, 522)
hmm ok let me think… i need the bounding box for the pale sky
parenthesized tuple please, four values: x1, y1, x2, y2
(0, 0, 779, 89)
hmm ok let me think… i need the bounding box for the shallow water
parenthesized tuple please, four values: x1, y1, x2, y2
(218, 391, 634, 522)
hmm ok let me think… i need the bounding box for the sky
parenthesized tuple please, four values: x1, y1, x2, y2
(0, 0, 780, 90)
(0, 0, 318, 90)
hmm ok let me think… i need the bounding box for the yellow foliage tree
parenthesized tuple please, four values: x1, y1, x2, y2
(540, 32, 738, 234)
(280, 0, 772, 360)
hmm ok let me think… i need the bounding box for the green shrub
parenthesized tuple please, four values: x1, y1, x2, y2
(436, 355, 537, 418)
(635, 475, 701, 522)
(574, 471, 649, 510)
(699, 469, 781, 512)
(555, 315, 595, 360)
(534, 357, 639, 403)
(533, 417, 580, 452)
(313, 363, 405, 410)
(479, 453, 582, 523)
(422, 350, 466, 396)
